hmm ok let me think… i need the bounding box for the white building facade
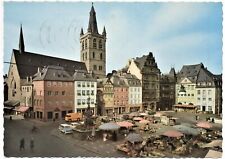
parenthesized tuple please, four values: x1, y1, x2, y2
(74, 71, 97, 115)
(128, 86, 142, 112)
(196, 87, 216, 113)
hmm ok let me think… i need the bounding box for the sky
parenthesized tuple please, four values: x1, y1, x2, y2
(3, 1, 223, 75)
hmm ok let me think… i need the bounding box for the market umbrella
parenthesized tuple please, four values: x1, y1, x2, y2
(173, 125, 200, 136)
(99, 122, 120, 131)
(202, 140, 222, 148)
(126, 133, 143, 144)
(181, 122, 194, 128)
(116, 121, 134, 128)
(133, 117, 143, 121)
(139, 119, 150, 124)
(196, 121, 212, 129)
(205, 150, 222, 158)
(162, 130, 184, 138)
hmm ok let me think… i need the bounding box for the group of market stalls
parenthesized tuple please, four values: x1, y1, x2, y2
(4, 100, 30, 117)
(96, 111, 222, 157)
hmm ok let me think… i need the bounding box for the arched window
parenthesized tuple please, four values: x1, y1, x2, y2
(99, 40, 102, 49)
(100, 53, 103, 60)
(93, 38, 97, 48)
(82, 41, 84, 50)
(14, 82, 16, 89)
(85, 52, 87, 60)
(82, 53, 85, 61)
(93, 52, 95, 59)
(85, 39, 87, 49)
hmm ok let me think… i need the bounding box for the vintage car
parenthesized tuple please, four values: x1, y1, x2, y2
(59, 124, 73, 134)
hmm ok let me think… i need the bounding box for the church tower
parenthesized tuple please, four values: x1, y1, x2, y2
(80, 3, 106, 79)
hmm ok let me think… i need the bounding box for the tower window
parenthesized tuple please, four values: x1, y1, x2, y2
(82, 41, 84, 50)
(93, 52, 95, 59)
(14, 82, 16, 89)
(99, 66, 102, 70)
(93, 38, 97, 48)
(99, 40, 102, 49)
(93, 65, 97, 70)
(85, 52, 87, 60)
(83, 53, 85, 61)
(100, 53, 103, 60)
(85, 39, 87, 49)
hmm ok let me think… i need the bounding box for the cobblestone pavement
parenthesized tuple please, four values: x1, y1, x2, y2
(4, 111, 222, 157)
(4, 117, 126, 157)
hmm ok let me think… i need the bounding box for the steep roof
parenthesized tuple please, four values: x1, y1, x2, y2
(121, 73, 141, 87)
(33, 65, 73, 81)
(179, 63, 203, 77)
(133, 52, 159, 71)
(87, 4, 98, 34)
(73, 70, 96, 82)
(13, 49, 87, 79)
(197, 68, 214, 82)
(110, 74, 128, 87)
(169, 67, 176, 77)
(134, 55, 148, 70)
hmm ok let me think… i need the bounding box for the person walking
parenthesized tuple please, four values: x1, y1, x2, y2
(19, 138, 25, 151)
(30, 138, 34, 152)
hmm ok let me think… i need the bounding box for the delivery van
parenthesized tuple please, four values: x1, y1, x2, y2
(65, 112, 83, 122)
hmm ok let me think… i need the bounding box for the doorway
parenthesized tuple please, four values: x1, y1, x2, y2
(202, 106, 206, 112)
(55, 113, 59, 119)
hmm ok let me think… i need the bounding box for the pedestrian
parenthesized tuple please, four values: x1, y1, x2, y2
(19, 138, 25, 151)
(91, 126, 95, 137)
(30, 138, 34, 152)
(103, 133, 107, 141)
(195, 115, 198, 121)
(9, 116, 12, 120)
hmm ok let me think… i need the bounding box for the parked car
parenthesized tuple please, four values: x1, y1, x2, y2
(69, 122, 80, 130)
(58, 124, 73, 134)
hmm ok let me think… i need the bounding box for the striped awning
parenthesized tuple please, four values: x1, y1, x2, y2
(16, 106, 29, 112)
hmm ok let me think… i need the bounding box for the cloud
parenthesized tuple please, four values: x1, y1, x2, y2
(145, 3, 209, 39)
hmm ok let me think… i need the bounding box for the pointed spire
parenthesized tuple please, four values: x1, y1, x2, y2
(102, 26, 106, 37)
(87, 3, 98, 34)
(169, 67, 176, 75)
(19, 24, 25, 53)
(80, 27, 84, 36)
